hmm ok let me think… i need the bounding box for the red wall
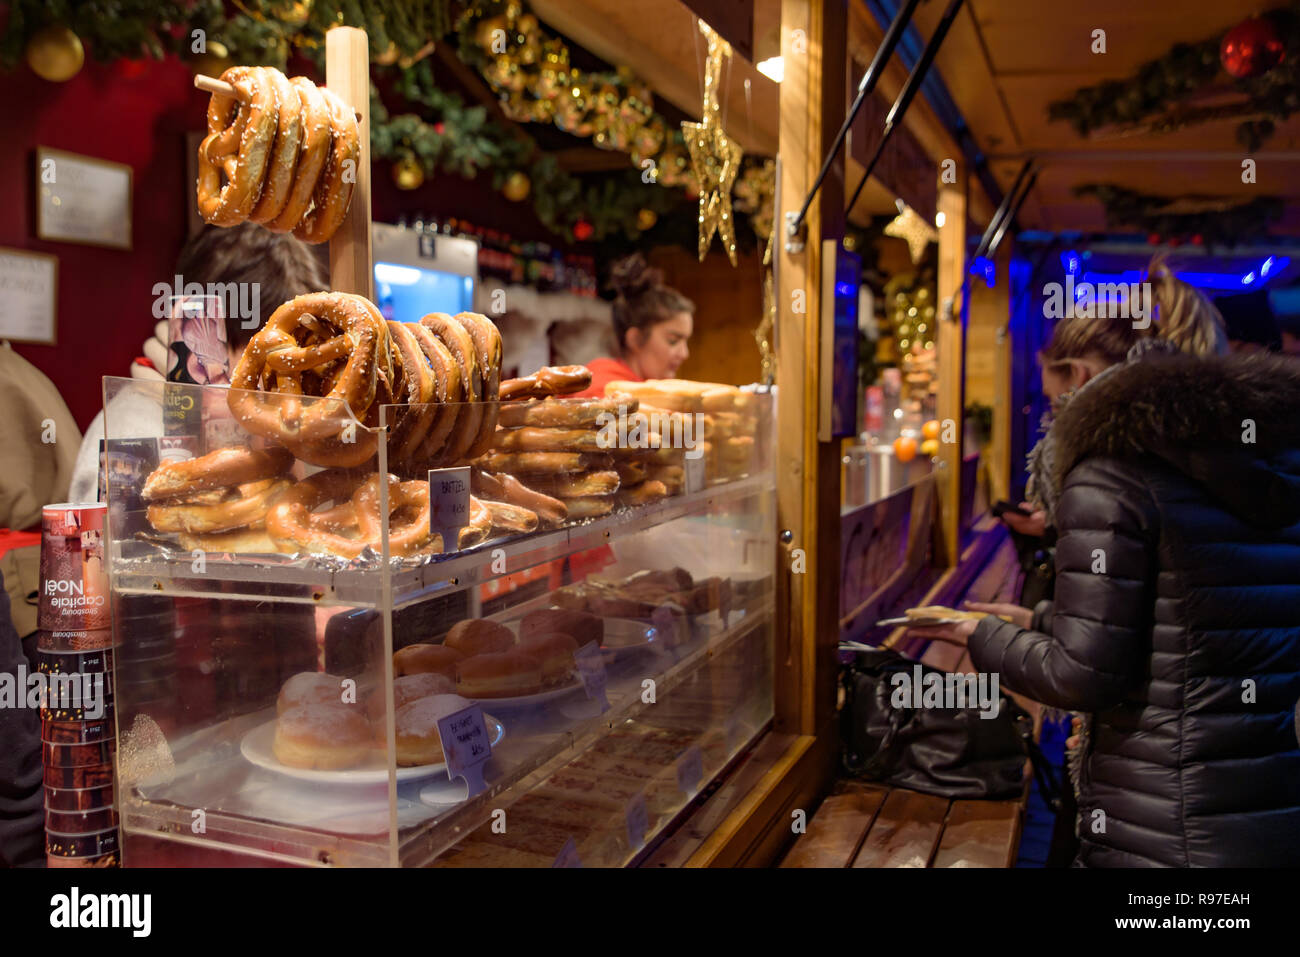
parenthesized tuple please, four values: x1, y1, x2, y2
(3, 55, 206, 429)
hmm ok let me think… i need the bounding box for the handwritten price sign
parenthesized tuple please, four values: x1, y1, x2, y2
(436, 704, 493, 797)
(428, 466, 471, 544)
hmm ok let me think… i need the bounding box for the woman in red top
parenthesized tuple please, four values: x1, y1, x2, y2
(575, 254, 695, 398)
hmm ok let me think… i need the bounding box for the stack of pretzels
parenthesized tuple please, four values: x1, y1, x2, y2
(197, 66, 358, 244)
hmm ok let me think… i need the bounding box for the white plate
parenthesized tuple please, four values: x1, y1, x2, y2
(240, 714, 504, 785)
(462, 676, 585, 709)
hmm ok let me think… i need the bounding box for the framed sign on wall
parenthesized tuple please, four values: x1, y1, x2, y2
(35, 147, 133, 250)
(0, 247, 58, 345)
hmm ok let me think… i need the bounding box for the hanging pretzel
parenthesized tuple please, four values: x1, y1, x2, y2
(196, 66, 278, 227)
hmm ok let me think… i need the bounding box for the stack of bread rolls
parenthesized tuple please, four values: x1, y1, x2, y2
(604, 380, 760, 486)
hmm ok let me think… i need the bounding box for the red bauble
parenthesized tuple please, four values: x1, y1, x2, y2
(573, 219, 594, 241)
(1147, 232, 1161, 245)
(1220, 16, 1284, 79)
(434, 122, 445, 135)
(1168, 236, 1182, 248)
(1191, 234, 1204, 246)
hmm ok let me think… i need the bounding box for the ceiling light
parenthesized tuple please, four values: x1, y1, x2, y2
(756, 56, 784, 83)
(935, 211, 946, 228)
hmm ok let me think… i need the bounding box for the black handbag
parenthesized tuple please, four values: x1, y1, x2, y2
(840, 645, 1060, 807)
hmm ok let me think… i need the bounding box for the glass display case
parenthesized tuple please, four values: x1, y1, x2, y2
(102, 376, 776, 867)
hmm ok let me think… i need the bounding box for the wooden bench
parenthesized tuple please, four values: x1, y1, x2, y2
(782, 536, 1042, 868)
(779, 780, 1025, 868)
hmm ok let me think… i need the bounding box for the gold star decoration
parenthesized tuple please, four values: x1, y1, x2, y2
(884, 200, 938, 263)
(682, 20, 743, 266)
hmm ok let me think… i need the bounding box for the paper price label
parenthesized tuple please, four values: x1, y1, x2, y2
(552, 836, 582, 868)
(676, 745, 704, 796)
(436, 704, 492, 798)
(428, 466, 471, 540)
(625, 792, 649, 850)
(685, 453, 706, 494)
(574, 641, 610, 712)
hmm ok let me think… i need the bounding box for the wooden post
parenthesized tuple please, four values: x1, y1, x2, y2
(935, 165, 967, 566)
(326, 27, 374, 300)
(989, 241, 1014, 505)
(775, 0, 845, 738)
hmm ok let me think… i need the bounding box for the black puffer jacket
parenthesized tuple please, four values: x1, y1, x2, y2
(970, 353, 1300, 867)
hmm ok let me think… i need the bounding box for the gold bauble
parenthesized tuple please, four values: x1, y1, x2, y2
(392, 156, 425, 191)
(502, 171, 531, 202)
(26, 25, 85, 83)
(373, 41, 400, 66)
(267, 0, 313, 28)
(637, 208, 658, 231)
(518, 13, 539, 34)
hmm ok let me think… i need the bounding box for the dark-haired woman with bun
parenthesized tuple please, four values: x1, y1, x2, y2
(574, 254, 695, 398)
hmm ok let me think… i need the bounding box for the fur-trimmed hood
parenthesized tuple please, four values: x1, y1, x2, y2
(1053, 353, 1300, 528)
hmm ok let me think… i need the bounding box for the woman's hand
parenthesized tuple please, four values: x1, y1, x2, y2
(1001, 502, 1046, 537)
(962, 601, 1033, 630)
(905, 617, 979, 647)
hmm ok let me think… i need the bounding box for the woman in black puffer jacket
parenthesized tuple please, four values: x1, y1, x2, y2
(952, 351, 1300, 866)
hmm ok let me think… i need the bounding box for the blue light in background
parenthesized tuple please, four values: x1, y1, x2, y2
(835, 281, 856, 297)
(1261, 256, 1276, 277)
(1242, 271, 1257, 286)
(969, 255, 994, 288)
(1060, 250, 1080, 274)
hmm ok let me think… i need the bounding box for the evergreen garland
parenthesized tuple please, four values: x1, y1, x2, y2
(1048, 5, 1300, 152)
(1074, 184, 1284, 246)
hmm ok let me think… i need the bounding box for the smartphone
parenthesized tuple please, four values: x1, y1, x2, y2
(992, 500, 1033, 519)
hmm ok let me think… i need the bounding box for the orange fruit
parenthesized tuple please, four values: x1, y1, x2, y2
(920, 438, 940, 457)
(921, 419, 941, 441)
(893, 436, 918, 462)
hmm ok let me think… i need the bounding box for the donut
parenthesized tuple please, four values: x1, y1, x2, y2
(393, 643, 464, 679)
(493, 428, 604, 453)
(292, 85, 360, 244)
(277, 672, 358, 715)
(147, 478, 289, 534)
(497, 394, 638, 429)
(481, 500, 539, 534)
(526, 471, 620, 499)
(472, 471, 568, 527)
(266, 77, 332, 233)
(472, 451, 613, 474)
(273, 704, 371, 770)
(456, 313, 504, 461)
(384, 321, 438, 464)
(142, 446, 294, 501)
(228, 292, 391, 467)
(516, 632, 579, 687)
(394, 694, 473, 766)
(456, 651, 543, 698)
(443, 619, 515, 657)
(521, 608, 604, 650)
(615, 479, 669, 508)
(419, 313, 481, 464)
(499, 366, 593, 401)
(197, 66, 278, 226)
(368, 673, 457, 725)
(247, 67, 303, 224)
